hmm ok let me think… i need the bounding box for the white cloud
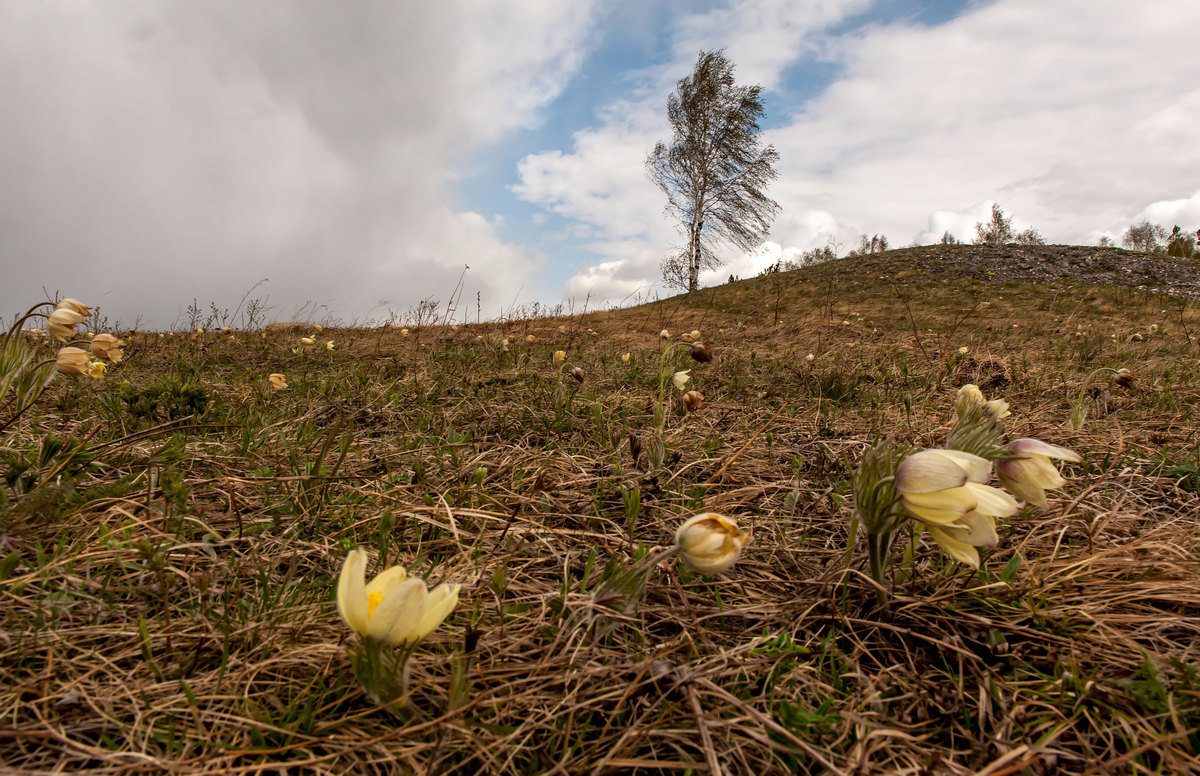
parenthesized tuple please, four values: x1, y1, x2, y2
(0, 1, 596, 327)
(515, 0, 869, 307)
(1133, 190, 1200, 231)
(520, 0, 1200, 307)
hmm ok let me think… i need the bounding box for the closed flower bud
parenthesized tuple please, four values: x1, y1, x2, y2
(659, 329, 670, 340)
(89, 333, 124, 363)
(571, 366, 585, 383)
(672, 370, 690, 390)
(682, 390, 705, 413)
(268, 373, 288, 390)
(674, 513, 750, 575)
(1114, 368, 1136, 389)
(55, 346, 91, 376)
(553, 350, 566, 363)
(995, 438, 1081, 508)
(621, 352, 631, 363)
(300, 336, 316, 346)
(689, 341, 713, 363)
(956, 383, 984, 414)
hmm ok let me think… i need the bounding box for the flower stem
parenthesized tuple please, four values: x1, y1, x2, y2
(866, 531, 892, 608)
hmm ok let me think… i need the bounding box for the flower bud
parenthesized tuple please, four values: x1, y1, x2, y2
(89, 333, 124, 363)
(682, 390, 705, 413)
(621, 352, 631, 363)
(674, 513, 750, 575)
(1114, 368, 1136, 389)
(995, 438, 1081, 507)
(571, 367, 585, 383)
(268, 373, 288, 390)
(659, 329, 670, 340)
(55, 346, 91, 376)
(689, 341, 713, 363)
(300, 337, 316, 347)
(48, 307, 86, 341)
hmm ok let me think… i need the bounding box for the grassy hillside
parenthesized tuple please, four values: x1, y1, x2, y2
(3, 246, 1200, 774)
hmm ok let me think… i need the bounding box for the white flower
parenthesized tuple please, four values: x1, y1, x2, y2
(336, 549, 460, 646)
(672, 370, 690, 390)
(674, 513, 750, 575)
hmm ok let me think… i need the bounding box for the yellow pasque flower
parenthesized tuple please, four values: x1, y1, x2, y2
(89, 333, 124, 363)
(621, 352, 631, 363)
(268, 373, 288, 390)
(87, 360, 107, 379)
(896, 449, 1018, 568)
(325, 340, 335, 351)
(55, 346, 91, 376)
(525, 334, 537, 343)
(553, 350, 566, 363)
(300, 336, 316, 347)
(674, 513, 750, 575)
(672, 370, 690, 390)
(337, 548, 460, 646)
(995, 439, 1081, 508)
(313, 324, 323, 333)
(48, 307, 86, 341)
(400, 328, 410, 337)
(958, 346, 969, 355)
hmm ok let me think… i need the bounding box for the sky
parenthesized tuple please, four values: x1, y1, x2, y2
(2, 0, 1199, 329)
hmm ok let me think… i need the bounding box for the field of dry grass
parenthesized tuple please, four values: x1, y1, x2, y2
(3, 246, 1200, 774)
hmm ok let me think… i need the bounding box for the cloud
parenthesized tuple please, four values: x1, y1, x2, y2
(1133, 190, 1200, 231)
(0, 1, 595, 327)
(520, 0, 1200, 306)
(515, 0, 869, 307)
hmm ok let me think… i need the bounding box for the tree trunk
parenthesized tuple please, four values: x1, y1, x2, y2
(687, 218, 701, 292)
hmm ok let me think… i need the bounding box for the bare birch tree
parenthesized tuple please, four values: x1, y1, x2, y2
(647, 50, 779, 291)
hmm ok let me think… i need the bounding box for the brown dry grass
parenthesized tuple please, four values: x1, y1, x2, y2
(3, 246, 1200, 774)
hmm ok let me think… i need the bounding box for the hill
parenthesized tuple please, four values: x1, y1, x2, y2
(2, 247, 1199, 774)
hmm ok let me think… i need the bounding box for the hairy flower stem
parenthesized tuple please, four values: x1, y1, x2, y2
(655, 342, 692, 438)
(866, 531, 894, 608)
(352, 639, 418, 720)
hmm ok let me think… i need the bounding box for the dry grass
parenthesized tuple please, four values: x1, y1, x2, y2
(3, 247, 1200, 774)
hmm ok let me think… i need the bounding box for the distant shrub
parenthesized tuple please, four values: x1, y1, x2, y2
(940, 231, 960, 245)
(1122, 220, 1168, 254)
(1166, 225, 1198, 259)
(973, 204, 1016, 246)
(1098, 235, 1115, 247)
(847, 233, 890, 257)
(1015, 227, 1046, 245)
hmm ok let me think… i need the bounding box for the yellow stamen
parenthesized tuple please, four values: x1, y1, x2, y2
(367, 590, 384, 619)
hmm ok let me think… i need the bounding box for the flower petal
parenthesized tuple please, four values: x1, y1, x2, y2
(336, 549, 369, 635)
(412, 583, 460, 641)
(370, 578, 427, 645)
(964, 482, 1020, 518)
(926, 525, 981, 568)
(956, 510, 999, 546)
(1008, 438, 1082, 462)
(896, 450, 970, 493)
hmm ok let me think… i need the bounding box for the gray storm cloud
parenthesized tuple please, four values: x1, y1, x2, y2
(0, 1, 593, 327)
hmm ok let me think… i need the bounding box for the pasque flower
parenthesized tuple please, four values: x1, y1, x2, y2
(674, 513, 750, 575)
(896, 449, 1018, 567)
(48, 306, 86, 341)
(89, 333, 124, 363)
(268, 373, 288, 390)
(553, 350, 566, 363)
(337, 549, 460, 646)
(672, 370, 690, 390)
(55, 347, 91, 376)
(995, 438, 1081, 507)
(682, 389, 705, 413)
